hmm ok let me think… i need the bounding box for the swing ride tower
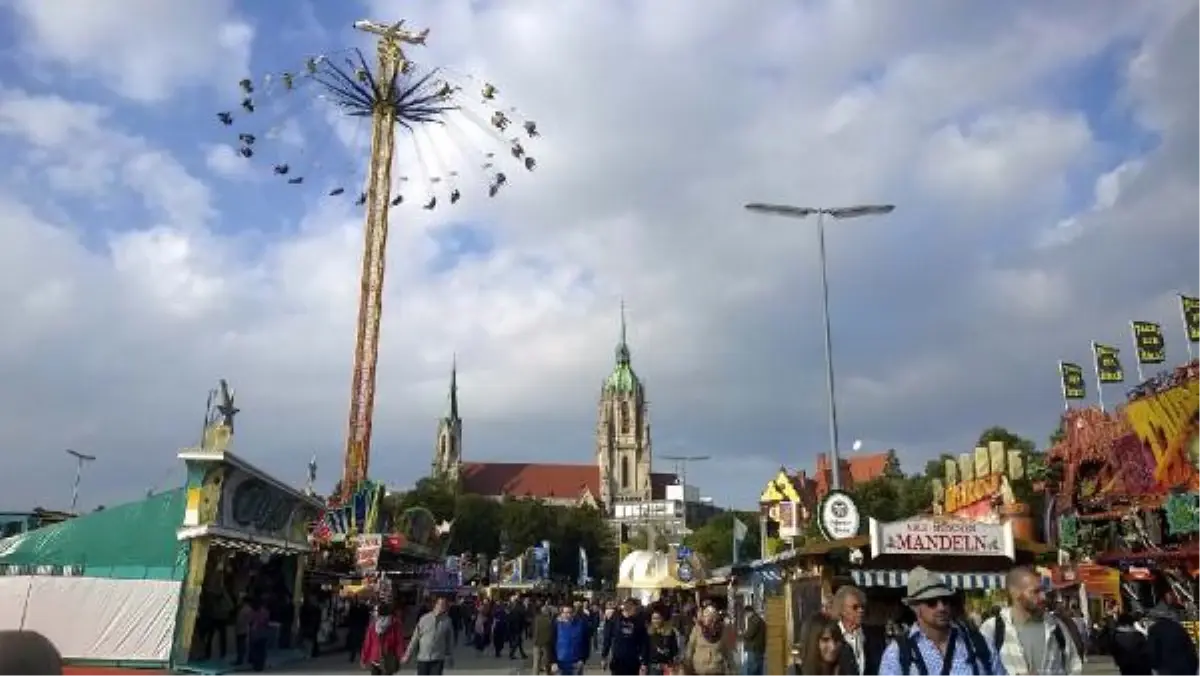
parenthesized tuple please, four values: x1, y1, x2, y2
(341, 20, 426, 501)
(215, 17, 541, 505)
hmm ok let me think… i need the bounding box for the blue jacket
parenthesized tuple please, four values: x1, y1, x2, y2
(552, 617, 588, 665)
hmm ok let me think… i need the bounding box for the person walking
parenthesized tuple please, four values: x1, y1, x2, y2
(978, 567, 1081, 675)
(1144, 589, 1199, 675)
(833, 586, 884, 675)
(402, 597, 456, 676)
(531, 602, 556, 675)
(362, 604, 405, 675)
(877, 567, 1004, 675)
(549, 603, 589, 676)
(684, 606, 735, 675)
(741, 607, 766, 675)
(603, 598, 651, 675)
(509, 596, 530, 660)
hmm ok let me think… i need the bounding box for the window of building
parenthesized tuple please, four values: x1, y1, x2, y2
(621, 401, 631, 434)
(621, 456, 630, 489)
(439, 436, 446, 458)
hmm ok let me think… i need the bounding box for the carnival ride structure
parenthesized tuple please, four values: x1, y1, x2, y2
(1048, 359, 1199, 618)
(214, 18, 541, 508)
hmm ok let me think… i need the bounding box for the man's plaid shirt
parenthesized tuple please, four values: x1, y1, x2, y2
(978, 607, 1083, 675)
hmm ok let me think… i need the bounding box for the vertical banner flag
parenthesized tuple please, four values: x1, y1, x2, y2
(1092, 343, 1124, 383)
(1130, 321, 1166, 364)
(732, 516, 749, 564)
(1182, 295, 1200, 342)
(578, 546, 589, 586)
(1058, 361, 1086, 400)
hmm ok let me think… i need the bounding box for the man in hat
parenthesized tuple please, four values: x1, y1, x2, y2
(878, 567, 1005, 675)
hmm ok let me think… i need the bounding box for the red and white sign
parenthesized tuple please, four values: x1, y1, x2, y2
(355, 534, 383, 571)
(868, 517, 1015, 559)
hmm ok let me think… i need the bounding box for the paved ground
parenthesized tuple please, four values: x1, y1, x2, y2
(276, 653, 1121, 675)
(273, 647, 557, 675)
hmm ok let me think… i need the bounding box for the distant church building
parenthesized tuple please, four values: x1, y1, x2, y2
(431, 307, 674, 513)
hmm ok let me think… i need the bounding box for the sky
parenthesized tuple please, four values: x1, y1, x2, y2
(0, 0, 1196, 512)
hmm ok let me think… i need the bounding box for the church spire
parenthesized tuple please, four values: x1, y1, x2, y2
(448, 353, 459, 421)
(615, 299, 631, 365)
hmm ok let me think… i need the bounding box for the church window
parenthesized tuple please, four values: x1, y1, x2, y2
(620, 401, 631, 434)
(621, 456, 630, 489)
(439, 436, 446, 457)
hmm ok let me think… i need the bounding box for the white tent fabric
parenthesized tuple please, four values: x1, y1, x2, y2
(618, 550, 680, 590)
(0, 577, 31, 630)
(0, 576, 179, 662)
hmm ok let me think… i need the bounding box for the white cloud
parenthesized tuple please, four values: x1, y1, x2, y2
(0, 0, 1195, 511)
(919, 110, 1093, 207)
(9, 0, 253, 103)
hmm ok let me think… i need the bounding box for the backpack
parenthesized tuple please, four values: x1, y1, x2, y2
(896, 623, 992, 675)
(992, 614, 1067, 667)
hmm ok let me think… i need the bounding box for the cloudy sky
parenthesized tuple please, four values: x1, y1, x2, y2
(0, 0, 1196, 512)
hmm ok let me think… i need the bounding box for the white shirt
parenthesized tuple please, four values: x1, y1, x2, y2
(840, 621, 865, 675)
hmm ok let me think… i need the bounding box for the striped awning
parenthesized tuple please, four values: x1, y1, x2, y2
(850, 569, 1004, 591)
(0, 564, 83, 577)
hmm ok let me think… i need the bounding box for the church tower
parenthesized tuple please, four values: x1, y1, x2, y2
(596, 303, 652, 512)
(432, 357, 462, 483)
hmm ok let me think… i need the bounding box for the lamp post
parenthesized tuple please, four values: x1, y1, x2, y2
(65, 449, 97, 513)
(743, 203, 896, 490)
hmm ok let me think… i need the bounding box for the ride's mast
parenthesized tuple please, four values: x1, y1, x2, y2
(341, 19, 429, 500)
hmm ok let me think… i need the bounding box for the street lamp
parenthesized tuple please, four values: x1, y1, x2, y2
(743, 202, 896, 490)
(65, 449, 97, 514)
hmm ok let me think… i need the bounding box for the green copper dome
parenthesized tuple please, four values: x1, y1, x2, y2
(605, 362, 639, 393)
(604, 301, 639, 393)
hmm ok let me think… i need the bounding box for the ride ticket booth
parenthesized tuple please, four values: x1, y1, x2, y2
(174, 443, 324, 671)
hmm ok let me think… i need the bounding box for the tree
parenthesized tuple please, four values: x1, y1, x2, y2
(683, 512, 760, 568)
(924, 454, 957, 481)
(449, 493, 502, 556)
(977, 426, 1036, 454)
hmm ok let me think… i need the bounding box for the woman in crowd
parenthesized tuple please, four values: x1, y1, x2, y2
(360, 604, 405, 675)
(683, 606, 734, 675)
(647, 608, 681, 675)
(798, 615, 845, 675)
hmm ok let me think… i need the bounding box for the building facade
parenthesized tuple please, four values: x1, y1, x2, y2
(431, 308, 676, 515)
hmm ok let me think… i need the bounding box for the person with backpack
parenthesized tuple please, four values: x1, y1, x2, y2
(877, 567, 1005, 675)
(978, 567, 1081, 675)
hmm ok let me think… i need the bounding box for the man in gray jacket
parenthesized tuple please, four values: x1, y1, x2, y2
(403, 597, 455, 675)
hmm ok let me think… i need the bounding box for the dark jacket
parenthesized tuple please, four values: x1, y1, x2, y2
(648, 626, 680, 666)
(603, 613, 650, 668)
(532, 612, 555, 649)
(742, 612, 766, 654)
(1146, 610, 1199, 675)
(550, 617, 589, 666)
(1109, 625, 1148, 675)
(835, 624, 886, 676)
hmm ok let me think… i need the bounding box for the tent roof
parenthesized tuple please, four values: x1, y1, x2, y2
(0, 489, 188, 580)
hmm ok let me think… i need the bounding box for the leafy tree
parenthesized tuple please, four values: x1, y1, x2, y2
(449, 493, 502, 555)
(924, 454, 957, 481)
(683, 512, 760, 567)
(977, 426, 1036, 454)
(499, 496, 559, 554)
(552, 505, 616, 585)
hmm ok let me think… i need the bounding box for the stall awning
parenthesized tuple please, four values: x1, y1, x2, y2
(851, 569, 1004, 591)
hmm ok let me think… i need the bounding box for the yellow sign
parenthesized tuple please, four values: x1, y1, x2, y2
(943, 474, 1002, 514)
(759, 469, 801, 504)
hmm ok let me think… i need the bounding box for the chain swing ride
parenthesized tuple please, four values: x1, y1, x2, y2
(216, 19, 540, 502)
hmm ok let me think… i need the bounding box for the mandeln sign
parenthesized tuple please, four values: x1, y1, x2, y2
(868, 517, 1015, 559)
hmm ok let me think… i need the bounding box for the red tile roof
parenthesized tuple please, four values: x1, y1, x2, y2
(795, 451, 894, 502)
(459, 462, 677, 501)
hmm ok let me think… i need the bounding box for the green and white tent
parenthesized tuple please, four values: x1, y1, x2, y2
(0, 489, 189, 664)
